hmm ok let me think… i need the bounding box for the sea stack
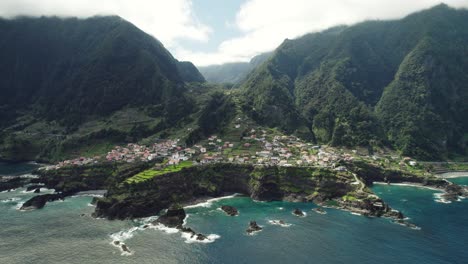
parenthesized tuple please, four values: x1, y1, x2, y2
(293, 208, 305, 216)
(246, 221, 262, 234)
(221, 205, 238, 216)
(154, 205, 186, 228)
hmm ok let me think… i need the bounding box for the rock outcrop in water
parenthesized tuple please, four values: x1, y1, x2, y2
(34, 161, 468, 228)
(93, 164, 356, 219)
(293, 208, 305, 216)
(221, 205, 238, 216)
(246, 221, 262, 234)
(152, 207, 210, 241)
(20, 192, 71, 210)
(154, 206, 186, 228)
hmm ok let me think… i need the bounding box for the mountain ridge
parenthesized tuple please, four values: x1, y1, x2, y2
(240, 3, 468, 160)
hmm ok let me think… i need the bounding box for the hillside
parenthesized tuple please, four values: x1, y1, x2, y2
(198, 52, 272, 84)
(240, 4, 468, 160)
(0, 16, 209, 161)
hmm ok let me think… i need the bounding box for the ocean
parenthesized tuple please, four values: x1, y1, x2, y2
(1, 163, 467, 264)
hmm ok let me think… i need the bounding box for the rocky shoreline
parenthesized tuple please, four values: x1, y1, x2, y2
(6, 162, 468, 232)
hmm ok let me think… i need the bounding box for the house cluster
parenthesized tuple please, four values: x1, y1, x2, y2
(192, 129, 355, 168)
(44, 139, 197, 170)
(44, 127, 370, 171)
(42, 156, 99, 170)
(105, 140, 197, 164)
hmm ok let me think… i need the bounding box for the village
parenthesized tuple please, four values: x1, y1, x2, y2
(43, 125, 421, 174)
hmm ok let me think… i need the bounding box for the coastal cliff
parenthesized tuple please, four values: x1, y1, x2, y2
(92, 163, 404, 220)
(20, 161, 467, 221)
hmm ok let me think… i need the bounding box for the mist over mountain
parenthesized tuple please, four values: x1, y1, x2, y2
(198, 52, 272, 84)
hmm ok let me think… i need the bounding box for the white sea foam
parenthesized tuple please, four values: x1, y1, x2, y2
(109, 227, 139, 256)
(1, 188, 17, 193)
(350, 212, 362, 216)
(246, 227, 263, 236)
(184, 193, 240, 209)
(1, 197, 21, 203)
(110, 227, 139, 242)
(71, 194, 104, 198)
(277, 207, 284, 210)
(148, 223, 179, 234)
(15, 202, 25, 210)
(268, 220, 291, 227)
(181, 232, 221, 244)
(21, 187, 53, 194)
(183, 214, 190, 226)
(433, 193, 452, 204)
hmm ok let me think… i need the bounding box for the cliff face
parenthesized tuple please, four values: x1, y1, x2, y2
(29, 161, 464, 221)
(346, 161, 448, 187)
(93, 164, 356, 219)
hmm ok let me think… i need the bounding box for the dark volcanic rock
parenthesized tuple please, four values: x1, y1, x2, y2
(221, 205, 238, 216)
(154, 206, 186, 228)
(180, 226, 208, 241)
(121, 244, 131, 253)
(195, 233, 208, 241)
(442, 184, 468, 201)
(20, 192, 71, 210)
(0, 177, 31, 192)
(180, 226, 196, 235)
(293, 208, 305, 216)
(246, 221, 262, 234)
(33, 188, 41, 193)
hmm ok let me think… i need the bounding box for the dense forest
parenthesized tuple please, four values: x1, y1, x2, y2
(1, 4, 467, 162)
(0, 16, 214, 161)
(240, 4, 468, 160)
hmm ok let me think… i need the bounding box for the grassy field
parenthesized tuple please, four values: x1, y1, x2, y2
(125, 160, 193, 184)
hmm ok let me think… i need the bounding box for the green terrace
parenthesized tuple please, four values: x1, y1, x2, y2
(125, 160, 193, 184)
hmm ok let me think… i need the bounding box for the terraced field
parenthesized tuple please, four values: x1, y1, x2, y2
(125, 161, 193, 184)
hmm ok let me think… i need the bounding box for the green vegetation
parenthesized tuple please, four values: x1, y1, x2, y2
(125, 161, 193, 184)
(240, 4, 468, 160)
(0, 16, 205, 162)
(1, 5, 468, 162)
(342, 194, 358, 201)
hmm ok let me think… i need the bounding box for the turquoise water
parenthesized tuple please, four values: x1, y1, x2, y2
(1, 164, 467, 264)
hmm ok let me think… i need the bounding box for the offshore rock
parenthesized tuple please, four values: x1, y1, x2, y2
(221, 205, 238, 216)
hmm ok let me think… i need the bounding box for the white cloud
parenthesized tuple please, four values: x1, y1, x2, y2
(0, 0, 211, 48)
(1, 0, 468, 66)
(186, 0, 468, 66)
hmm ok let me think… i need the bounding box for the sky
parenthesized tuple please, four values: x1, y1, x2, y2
(0, 0, 468, 66)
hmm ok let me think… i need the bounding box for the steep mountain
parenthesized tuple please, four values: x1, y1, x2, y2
(176, 61, 205, 82)
(198, 52, 272, 84)
(0, 16, 207, 161)
(0, 16, 207, 125)
(240, 4, 468, 160)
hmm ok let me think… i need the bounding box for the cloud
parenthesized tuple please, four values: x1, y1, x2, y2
(0, 0, 211, 47)
(1, 0, 468, 66)
(185, 0, 468, 66)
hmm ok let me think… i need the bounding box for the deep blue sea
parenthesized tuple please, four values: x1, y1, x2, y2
(1, 163, 467, 264)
